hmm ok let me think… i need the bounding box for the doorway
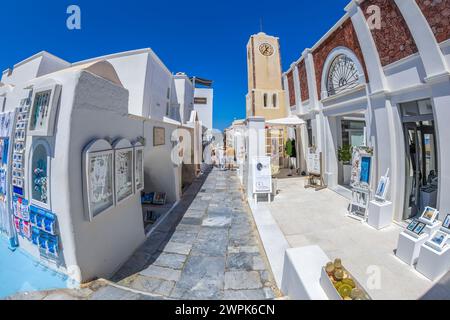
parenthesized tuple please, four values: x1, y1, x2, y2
(401, 99, 438, 220)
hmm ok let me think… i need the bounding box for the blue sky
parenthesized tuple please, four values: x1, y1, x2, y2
(1, 0, 349, 130)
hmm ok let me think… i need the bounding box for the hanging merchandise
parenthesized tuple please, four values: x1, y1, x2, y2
(12, 94, 32, 197)
(29, 205, 59, 259)
(0, 111, 17, 247)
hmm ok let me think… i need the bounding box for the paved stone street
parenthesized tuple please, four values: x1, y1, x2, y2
(111, 167, 279, 300)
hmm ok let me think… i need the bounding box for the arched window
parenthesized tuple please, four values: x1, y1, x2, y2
(326, 54, 360, 96)
(263, 93, 268, 108)
(272, 93, 277, 108)
(30, 140, 51, 208)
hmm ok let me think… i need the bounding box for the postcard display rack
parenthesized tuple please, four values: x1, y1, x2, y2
(396, 207, 441, 267)
(15, 87, 62, 259)
(305, 148, 326, 191)
(0, 110, 16, 246)
(416, 213, 450, 281)
(347, 147, 373, 221)
(367, 169, 393, 230)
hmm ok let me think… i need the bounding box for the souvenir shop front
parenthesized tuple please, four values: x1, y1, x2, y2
(0, 62, 149, 283)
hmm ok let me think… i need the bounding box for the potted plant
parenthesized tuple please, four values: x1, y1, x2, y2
(338, 144, 352, 185)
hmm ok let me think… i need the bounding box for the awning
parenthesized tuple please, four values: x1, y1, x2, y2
(266, 116, 306, 126)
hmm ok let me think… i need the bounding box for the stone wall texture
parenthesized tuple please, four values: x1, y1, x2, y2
(416, 0, 450, 44)
(361, 0, 418, 67)
(287, 71, 296, 107)
(312, 19, 368, 100)
(297, 60, 309, 102)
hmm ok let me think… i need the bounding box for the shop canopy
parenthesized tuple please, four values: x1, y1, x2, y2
(266, 116, 306, 127)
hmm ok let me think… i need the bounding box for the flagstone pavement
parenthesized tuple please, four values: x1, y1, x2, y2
(110, 167, 279, 300)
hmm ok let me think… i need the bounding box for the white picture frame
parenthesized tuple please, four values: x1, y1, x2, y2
(113, 139, 134, 205)
(374, 176, 390, 201)
(427, 230, 449, 251)
(443, 214, 450, 230)
(134, 142, 144, 192)
(28, 83, 62, 137)
(82, 139, 115, 221)
(420, 206, 439, 224)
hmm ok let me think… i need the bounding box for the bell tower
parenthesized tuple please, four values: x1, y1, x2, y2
(246, 32, 286, 120)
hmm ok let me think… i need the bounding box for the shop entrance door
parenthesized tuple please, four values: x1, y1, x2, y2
(402, 120, 438, 219)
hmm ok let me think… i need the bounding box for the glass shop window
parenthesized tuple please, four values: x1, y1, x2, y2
(401, 99, 433, 118)
(31, 143, 49, 205)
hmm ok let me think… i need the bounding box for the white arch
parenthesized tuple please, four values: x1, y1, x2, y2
(320, 46, 366, 99)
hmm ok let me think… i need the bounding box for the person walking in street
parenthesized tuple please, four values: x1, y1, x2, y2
(226, 145, 236, 171)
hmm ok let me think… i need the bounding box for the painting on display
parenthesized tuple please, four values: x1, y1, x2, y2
(307, 147, 321, 176)
(135, 147, 144, 191)
(88, 151, 114, 217)
(153, 127, 165, 146)
(350, 147, 373, 189)
(31, 144, 49, 205)
(115, 149, 134, 203)
(28, 84, 61, 136)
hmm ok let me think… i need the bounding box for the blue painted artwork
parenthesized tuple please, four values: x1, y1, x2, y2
(360, 156, 371, 184)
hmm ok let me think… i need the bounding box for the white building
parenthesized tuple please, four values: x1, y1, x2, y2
(0, 49, 201, 283)
(193, 79, 214, 130)
(172, 72, 194, 124)
(281, 0, 450, 223)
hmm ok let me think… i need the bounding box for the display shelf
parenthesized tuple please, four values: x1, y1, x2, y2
(367, 200, 393, 230)
(416, 244, 450, 281)
(396, 231, 429, 266)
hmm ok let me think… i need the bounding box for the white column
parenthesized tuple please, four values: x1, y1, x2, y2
(394, 0, 449, 81)
(246, 117, 266, 200)
(303, 49, 320, 110)
(292, 64, 302, 115)
(282, 74, 291, 116)
(346, 0, 389, 95)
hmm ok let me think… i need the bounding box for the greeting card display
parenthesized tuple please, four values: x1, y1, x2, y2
(405, 219, 426, 238)
(443, 214, 450, 230)
(153, 192, 166, 205)
(12, 95, 32, 196)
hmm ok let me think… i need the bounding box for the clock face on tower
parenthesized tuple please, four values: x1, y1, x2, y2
(259, 43, 274, 56)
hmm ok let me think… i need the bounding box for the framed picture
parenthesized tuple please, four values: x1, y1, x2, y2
(153, 127, 165, 146)
(28, 84, 62, 137)
(87, 150, 115, 219)
(153, 192, 166, 205)
(134, 144, 144, 192)
(374, 176, 390, 201)
(141, 192, 154, 205)
(407, 220, 419, 232)
(115, 147, 134, 204)
(83, 139, 115, 221)
(413, 222, 426, 235)
(428, 230, 449, 251)
(443, 214, 450, 230)
(420, 207, 439, 224)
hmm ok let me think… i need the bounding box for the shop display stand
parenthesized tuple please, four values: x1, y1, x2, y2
(305, 152, 327, 191)
(347, 187, 370, 222)
(396, 231, 429, 266)
(420, 219, 441, 236)
(416, 235, 450, 281)
(367, 200, 393, 230)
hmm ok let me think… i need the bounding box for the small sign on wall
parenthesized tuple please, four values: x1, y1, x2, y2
(153, 127, 165, 146)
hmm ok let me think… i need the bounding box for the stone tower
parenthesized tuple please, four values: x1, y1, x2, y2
(246, 32, 286, 120)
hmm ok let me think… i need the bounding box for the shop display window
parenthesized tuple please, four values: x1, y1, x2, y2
(115, 148, 134, 203)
